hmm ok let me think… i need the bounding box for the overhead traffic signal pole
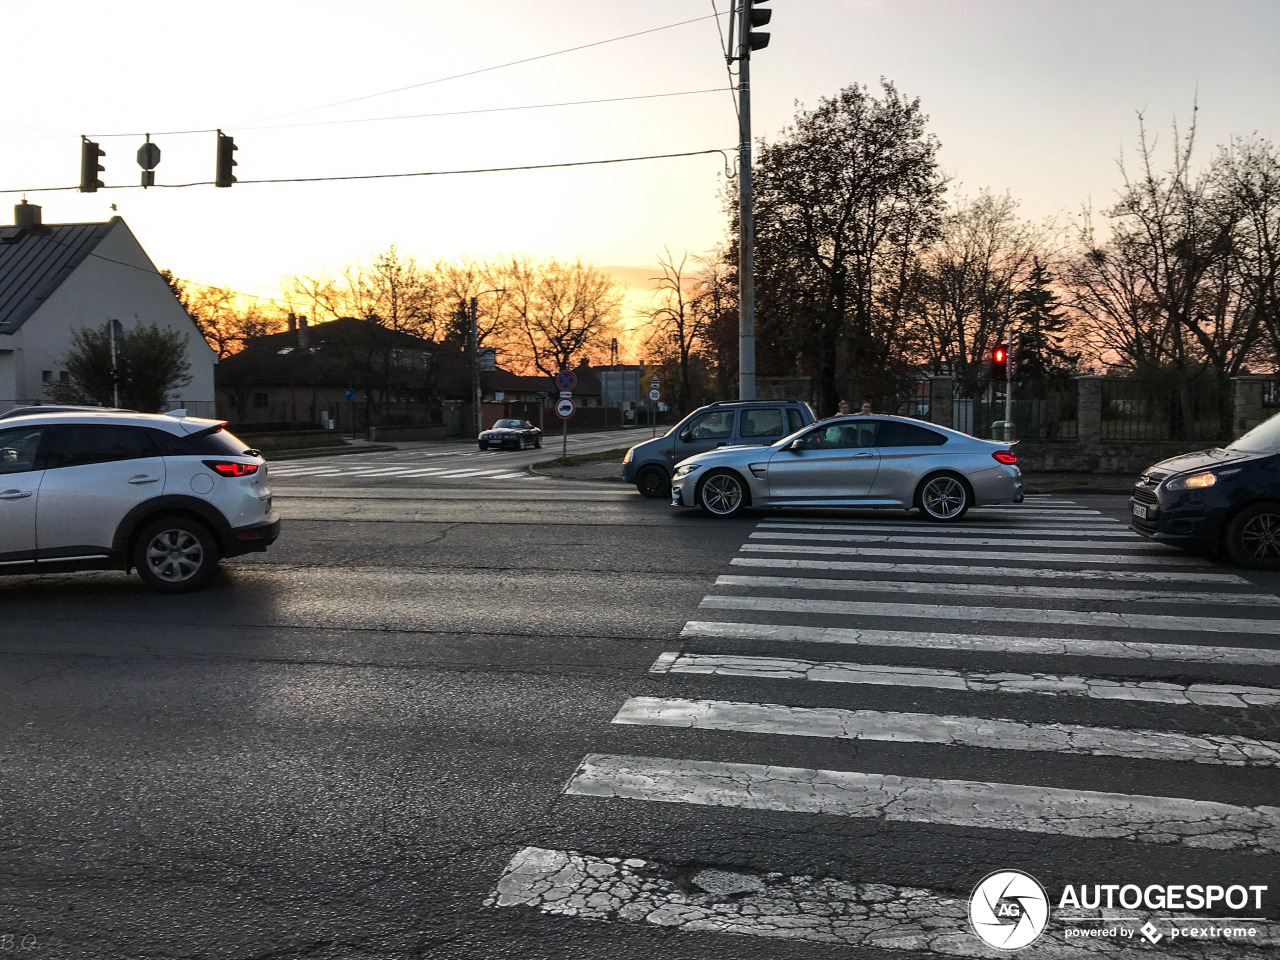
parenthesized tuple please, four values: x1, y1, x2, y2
(734, 0, 770, 402)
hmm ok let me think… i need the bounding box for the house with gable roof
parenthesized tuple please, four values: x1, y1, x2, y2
(0, 201, 216, 415)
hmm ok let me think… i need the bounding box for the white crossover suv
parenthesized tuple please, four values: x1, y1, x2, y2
(0, 410, 279, 592)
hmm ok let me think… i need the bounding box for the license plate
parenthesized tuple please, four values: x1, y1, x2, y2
(1131, 502, 1148, 519)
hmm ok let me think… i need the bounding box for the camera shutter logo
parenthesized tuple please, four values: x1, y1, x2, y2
(969, 870, 1050, 950)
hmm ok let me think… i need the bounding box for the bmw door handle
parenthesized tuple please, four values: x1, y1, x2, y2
(128, 475, 160, 485)
(0, 489, 32, 499)
(851, 452, 874, 459)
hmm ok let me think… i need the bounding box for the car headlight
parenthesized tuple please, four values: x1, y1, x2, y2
(1165, 470, 1217, 491)
(673, 463, 701, 479)
(623, 447, 634, 464)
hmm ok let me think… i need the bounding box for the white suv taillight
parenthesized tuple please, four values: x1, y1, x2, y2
(203, 460, 259, 477)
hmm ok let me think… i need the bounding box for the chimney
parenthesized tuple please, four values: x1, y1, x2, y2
(297, 314, 309, 349)
(287, 312, 297, 332)
(14, 200, 41, 230)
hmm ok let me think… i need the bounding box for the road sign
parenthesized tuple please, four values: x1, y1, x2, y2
(648, 388, 661, 402)
(555, 370, 577, 391)
(555, 397, 576, 419)
(650, 374, 660, 387)
(345, 389, 356, 402)
(559, 390, 573, 398)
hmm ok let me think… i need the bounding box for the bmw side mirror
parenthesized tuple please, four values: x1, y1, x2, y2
(788, 439, 805, 452)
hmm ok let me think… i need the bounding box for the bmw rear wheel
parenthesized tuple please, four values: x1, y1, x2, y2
(917, 473, 971, 522)
(134, 515, 219, 593)
(699, 470, 748, 518)
(517, 437, 525, 451)
(1225, 502, 1280, 570)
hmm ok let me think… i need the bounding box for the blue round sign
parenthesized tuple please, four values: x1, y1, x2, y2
(555, 370, 577, 391)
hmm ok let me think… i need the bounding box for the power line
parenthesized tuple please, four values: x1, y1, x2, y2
(1, 147, 732, 196)
(82, 88, 731, 140)
(237, 13, 722, 127)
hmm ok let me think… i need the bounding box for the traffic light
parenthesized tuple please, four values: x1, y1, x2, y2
(80, 137, 105, 193)
(746, 0, 772, 51)
(991, 345, 1008, 380)
(107, 366, 118, 384)
(215, 130, 237, 187)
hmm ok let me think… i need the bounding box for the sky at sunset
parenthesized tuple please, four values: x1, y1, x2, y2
(5, 0, 1279, 347)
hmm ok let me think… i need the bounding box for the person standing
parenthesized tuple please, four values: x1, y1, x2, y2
(859, 401, 873, 415)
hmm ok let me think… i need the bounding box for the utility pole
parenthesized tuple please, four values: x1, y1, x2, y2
(731, 0, 771, 401)
(470, 297, 482, 438)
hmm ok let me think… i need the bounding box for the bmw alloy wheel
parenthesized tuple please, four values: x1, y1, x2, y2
(919, 474, 970, 522)
(699, 470, 746, 518)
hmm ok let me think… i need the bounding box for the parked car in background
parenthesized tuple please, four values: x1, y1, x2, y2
(478, 419, 542, 451)
(623, 399, 817, 498)
(1130, 411, 1280, 569)
(669, 415, 1022, 520)
(0, 410, 279, 592)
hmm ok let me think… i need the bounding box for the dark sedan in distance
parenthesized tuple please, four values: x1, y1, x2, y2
(478, 418, 542, 451)
(1130, 411, 1280, 568)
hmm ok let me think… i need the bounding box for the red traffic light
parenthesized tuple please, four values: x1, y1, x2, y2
(992, 347, 1007, 363)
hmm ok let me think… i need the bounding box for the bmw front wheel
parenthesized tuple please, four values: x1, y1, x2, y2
(917, 473, 971, 522)
(699, 470, 748, 518)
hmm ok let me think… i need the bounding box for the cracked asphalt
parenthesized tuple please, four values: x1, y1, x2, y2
(0, 472, 1277, 959)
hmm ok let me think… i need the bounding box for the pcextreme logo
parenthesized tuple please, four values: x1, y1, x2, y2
(969, 870, 1050, 950)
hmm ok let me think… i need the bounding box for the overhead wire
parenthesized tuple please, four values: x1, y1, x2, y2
(236, 12, 722, 127)
(0, 147, 732, 196)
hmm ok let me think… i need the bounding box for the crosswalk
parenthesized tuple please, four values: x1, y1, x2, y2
(486, 497, 1280, 955)
(265, 450, 544, 482)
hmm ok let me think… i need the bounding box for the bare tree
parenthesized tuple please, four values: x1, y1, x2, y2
(641, 248, 705, 414)
(504, 257, 622, 377)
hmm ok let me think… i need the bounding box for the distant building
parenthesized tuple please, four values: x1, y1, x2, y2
(0, 202, 216, 415)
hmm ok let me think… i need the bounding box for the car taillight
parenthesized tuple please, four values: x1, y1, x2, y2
(992, 451, 1018, 465)
(203, 460, 259, 477)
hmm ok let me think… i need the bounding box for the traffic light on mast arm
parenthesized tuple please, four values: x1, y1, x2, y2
(215, 130, 237, 187)
(79, 136, 105, 193)
(746, 0, 772, 51)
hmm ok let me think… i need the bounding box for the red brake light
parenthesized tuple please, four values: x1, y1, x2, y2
(203, 459, 258, 477)
(993, 451, 1018, 465)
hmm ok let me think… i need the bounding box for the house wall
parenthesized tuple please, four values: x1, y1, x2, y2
(6, 220, 217, 415)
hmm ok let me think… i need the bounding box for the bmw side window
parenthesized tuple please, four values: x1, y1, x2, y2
(875, 422, 947, 447)
(46, 425, 160, 469)
(0, 427, 45, 474)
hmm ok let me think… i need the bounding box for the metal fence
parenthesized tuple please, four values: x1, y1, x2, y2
(1263, 379, 1280, 421)
(959, 380, 1078, 441)
(1100, 378, 1230, 442)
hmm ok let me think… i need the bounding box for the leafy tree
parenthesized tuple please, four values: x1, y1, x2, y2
(47, 323, 192, 412)
(504, 256, 622, 377)
(748, 80, 946, 413)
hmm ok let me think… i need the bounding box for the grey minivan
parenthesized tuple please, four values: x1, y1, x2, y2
(622, 399, 816, 498)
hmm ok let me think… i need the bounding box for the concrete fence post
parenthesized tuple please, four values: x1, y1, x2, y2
(929, 376, 954, 429)
(1231, 375, 1265, 435)
(1076, 375, 1103, 446)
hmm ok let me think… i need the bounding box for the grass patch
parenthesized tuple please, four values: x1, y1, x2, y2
(533, 446, 630, 468)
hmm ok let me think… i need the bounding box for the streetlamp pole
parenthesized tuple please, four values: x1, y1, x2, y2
(736, 1, 757, 401)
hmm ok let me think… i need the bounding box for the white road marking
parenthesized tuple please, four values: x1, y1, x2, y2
(650, 652, 1280, 708)
(728, 555, 1246, 583)
(564, 754, 1280, 854)
(760, 517, 1124, 528)
(751, 524, 1138, 539)
(739, 543, 1206, 566)
(680, 620, 1280, 665)
(612, 697, 1280, 767)
(486, 847, 1277, 956)
(715, 573, 1280, 607)
(750, 531, 1151, 548)
(700, 596, 1280, 635)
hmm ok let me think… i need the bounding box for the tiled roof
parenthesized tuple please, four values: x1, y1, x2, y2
(0, 218, 115, 332)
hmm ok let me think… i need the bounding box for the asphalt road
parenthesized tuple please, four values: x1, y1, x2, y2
(1, 458, 1278, 960)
